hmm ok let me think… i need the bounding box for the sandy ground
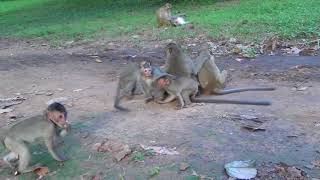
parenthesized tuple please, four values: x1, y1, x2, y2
(0, 40, 319, 179)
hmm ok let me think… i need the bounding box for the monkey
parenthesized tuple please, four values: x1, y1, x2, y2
(156, 3, 188, 27)
(163, 42, 194, 78)
(155, 75, 272, 109)
(163, 42, 275, 95)
(1, 102, 70, 175)
(156, 3, 173, 27)
(113, 62, 141, 111)
(194, 47, 275, 94)
(114, 60, 172, 111)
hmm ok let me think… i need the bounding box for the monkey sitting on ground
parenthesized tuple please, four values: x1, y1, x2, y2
(163, 42, 275, 95)
(156, 3, 188, 27)
(156, 75, 272, 110)
(114, 60, 172, 111)
(1, 102, 70, 175)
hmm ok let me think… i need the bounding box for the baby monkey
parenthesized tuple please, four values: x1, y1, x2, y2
(156, 76, 272, 109)
(1, 102, 70, 175)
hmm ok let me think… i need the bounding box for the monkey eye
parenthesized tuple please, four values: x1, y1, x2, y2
(59, 114, 63, 119)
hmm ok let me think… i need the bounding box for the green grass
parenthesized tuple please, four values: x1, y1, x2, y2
(0, 0, 319, 42)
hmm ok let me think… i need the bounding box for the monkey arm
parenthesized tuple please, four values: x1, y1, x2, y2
(45, 136, 68, 162)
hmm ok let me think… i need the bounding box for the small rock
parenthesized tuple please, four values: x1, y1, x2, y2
(73, 89, 83, 92)
(179, 162, 190, 171)
(95, 59, 103, 63)
(297, 86, 308, 91)
(290, 47, 301, 55)
(229, 38, 237, 43)
(304, 164, 314, 169)
(0, 108, 13, 114)
(235, 58, 243, 62)
(132, 35, 139, 39)
(46, 97, 70, 105)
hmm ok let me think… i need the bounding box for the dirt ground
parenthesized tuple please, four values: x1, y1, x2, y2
(0, 39, 320, 180)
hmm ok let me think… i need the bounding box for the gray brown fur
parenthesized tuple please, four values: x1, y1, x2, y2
(1, 104, 69, 174)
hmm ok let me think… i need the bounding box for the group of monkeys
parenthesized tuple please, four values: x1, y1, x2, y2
(0, 43, 275, 176)
(114, 42, 275, 111)
(0, 4, 276, 176)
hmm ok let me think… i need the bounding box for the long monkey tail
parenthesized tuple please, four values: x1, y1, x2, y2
(213, 87, 276, 95)
(191, 97, 272, 106)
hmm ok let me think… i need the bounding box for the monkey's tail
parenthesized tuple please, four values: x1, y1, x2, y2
(191, 97, 271, 106)
(213, 87, 275, 95)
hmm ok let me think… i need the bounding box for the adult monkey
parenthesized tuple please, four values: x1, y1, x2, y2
(156, 3, 188, 27)
(156, 3, 173, 27)
(1, 102, 70, 175)
(162, 42, 275, 95)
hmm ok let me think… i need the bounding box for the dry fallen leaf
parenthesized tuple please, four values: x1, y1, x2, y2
(94, 139, 131, 161)
(33, 166, 49, 180)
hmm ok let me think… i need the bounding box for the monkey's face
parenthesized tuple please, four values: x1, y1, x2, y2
(47, 110, 69, 129)
(143, 68, 152, 77)
(157, 78, 171, 88)
(165, 43, 179, 57)
(165, 3, 172, 9)
(140, 61, 153, 77)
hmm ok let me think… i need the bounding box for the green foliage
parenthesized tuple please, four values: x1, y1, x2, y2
(0, 0, 319, 42)
(132, 152, 145, 161)
(149, 166, 160, 177)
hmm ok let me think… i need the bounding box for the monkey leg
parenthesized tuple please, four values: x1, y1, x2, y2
(175, 93, 185, 109)
(181, 90, 192, 106)
(3, 152, 19, 169)
(45, 138, 68, 162)
(156, 93, 176, 104)
(4, 137, 31, 173)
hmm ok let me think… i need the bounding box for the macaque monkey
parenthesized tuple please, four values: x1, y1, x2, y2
(163, 42, 275, 95)
(156, 3, 173, 27)
(156, 76, 272, 109)
(114, 60, 171, 111)
(113, 62, 141, 111)
(156, 3, 188, 27)
(163, 42, 194, 77)
(1, 102, 70, 175)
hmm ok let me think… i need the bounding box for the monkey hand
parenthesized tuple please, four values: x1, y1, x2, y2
(114, 105, 130, 112)
(56, 154, 69, 162)
(144, 97, 154, 103)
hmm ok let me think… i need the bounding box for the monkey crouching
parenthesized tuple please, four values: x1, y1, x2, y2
(155, 76, 272, 110)
(1, 102, 70, 175)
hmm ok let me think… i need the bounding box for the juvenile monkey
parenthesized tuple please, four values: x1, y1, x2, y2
(1, 102, 70, 175)
(114, 60, 171, 111)
(156, 76, 272, 109)
(163, 42, 275, 95)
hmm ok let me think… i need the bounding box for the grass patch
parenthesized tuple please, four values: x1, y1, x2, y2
(0, 0, 319, 42)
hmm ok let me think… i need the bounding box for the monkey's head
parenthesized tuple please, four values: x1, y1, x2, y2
(165, 43, 180, 58)
(46, 102, 69, 129)
(140, 61, 153, 78)
(164, 3, 172, 10)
